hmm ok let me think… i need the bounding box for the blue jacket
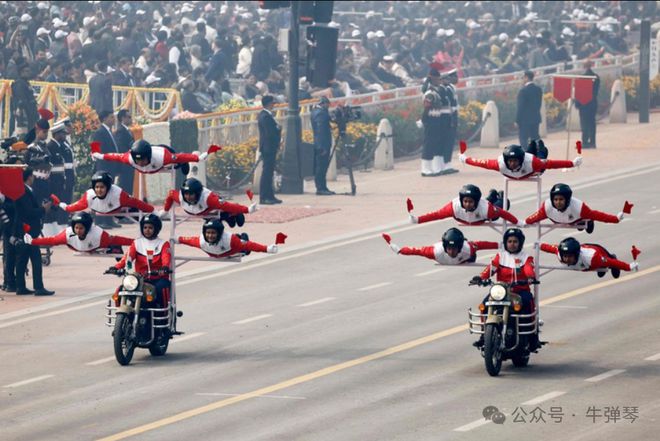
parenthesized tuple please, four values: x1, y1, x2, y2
(311, 106, 332, 151)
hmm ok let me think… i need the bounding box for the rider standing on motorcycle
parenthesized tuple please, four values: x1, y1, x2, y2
(174, 219, 283, 258)
(383, 228, 498, 265)
(459, 143, 582, 180)
(408, 185, 520, 226)
(91, 140, 221, 174)
(25, 212, 133, 252)
(161, 178, 257, 227)
(473, 228, 537, 348)
(60, 171, 154, 214)
(525, 183, 629, 233)
(540, 237, 639, 279)
(110, 214, 171, 305)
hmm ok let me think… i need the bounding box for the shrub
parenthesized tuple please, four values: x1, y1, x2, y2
(67, 101, 99, 198)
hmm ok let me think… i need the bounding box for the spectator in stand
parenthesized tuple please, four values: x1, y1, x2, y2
(89, 61, 113, 116)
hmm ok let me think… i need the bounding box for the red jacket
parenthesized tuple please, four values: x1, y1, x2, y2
(100, 148, 200, 174)
(163, 189, 249, 216)
(178, 234, 267, 258)
(401, 240, 498, 264)
(465, 154, 575, 180)
(64, 186, 154, 213)
(115, 238, 171, 280)
(525, 199, 619, 225)
(31, 226, 133, 252)
(480, 251, 536, 293)
(540, 243, 631, 271)
(418, 198, 519, 225)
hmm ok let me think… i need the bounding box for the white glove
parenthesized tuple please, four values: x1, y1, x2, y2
(171, 237, 179, 244)
(415, 119, 423, 129)
(59, 202, 68, 210)
(267, 244, 278, 254)
(248, 203, 258, 214)
(92, 152, 103, 160)
(573, 156, 583, 167)
(389, 243, 401, 254)
(409, 213, 418, 224)
(459, 153, 467, 164)
(23, 233, 32, 245)
(617, 211, 625, 221)
(630, 262, 639, 272)
(199, 152, 209, 161)
(157, 209, 167, 218)
(517, 220, 527, 228)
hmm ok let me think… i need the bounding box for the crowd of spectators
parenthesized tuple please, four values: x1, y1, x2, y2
(0, 1, 656, 114)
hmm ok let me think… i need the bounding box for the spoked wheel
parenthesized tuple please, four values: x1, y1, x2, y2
(114, 313, 136, 365)
(148, 329, 170, 356)
(484, 324, 503, 376)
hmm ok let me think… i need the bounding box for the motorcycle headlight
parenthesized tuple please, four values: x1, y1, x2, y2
(122, 274, 139, 291)
(489, 284, 507, 301)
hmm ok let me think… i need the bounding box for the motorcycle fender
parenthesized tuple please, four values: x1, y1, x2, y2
(485, 315, 503, 325)
(117, 305, 135, 314)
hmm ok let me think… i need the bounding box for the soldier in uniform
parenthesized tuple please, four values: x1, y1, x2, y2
(420, 68, 452, 177)
(47, 121, 70, 224)
(444, 69, 460, 175)
(56, 117, 76, 204)
(23, 109, 54, 209)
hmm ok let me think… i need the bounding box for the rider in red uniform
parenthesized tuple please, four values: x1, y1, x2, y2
(540, 237, 639, 279)
(25, 212, 132, 252)
(109, 214, 171, 305)
(175, 219, 282, 258)
(459, 144, 581, 180)
(384, 228, 498, 265)
(409, 184, 520, 226)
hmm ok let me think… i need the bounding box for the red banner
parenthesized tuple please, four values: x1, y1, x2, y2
(574, 78, 595, 105)
(553, 77, 572, 103)
(0, 167, 25, 200)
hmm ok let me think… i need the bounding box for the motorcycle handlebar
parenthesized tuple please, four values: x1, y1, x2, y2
(468, 278, 540, 287)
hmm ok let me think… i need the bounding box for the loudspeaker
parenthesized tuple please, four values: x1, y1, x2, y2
(306, 25, 339, 88)
(313, 1, 334, 23)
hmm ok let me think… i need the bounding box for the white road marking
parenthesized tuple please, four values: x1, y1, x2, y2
(415, 268, 447, 277)
(585, 369, 626, 382)
(357, 282, 392, 291)
(297, 297, 336, 307)
(3, 374, 54, 388)
(544, 305, 588, 309)
(644, 352, 660, 361)
(0, 300, 108, 330)
(195, 392, 307, 400)
(453, 418, 491, 432)
(620, 218, 632, 223)
(170, 332, 206, 344)
(86, 356, 116, 366)
(562, 230, 584, 237)
(648, 209, 660, 215)
(522, 391, 567, 406)
(232, 314, 273, 325)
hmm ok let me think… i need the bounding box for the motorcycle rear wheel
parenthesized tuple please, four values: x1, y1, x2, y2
(148, 329, 170, 356)
(484, 324, 503, 376)
(114, 313, 136, 366)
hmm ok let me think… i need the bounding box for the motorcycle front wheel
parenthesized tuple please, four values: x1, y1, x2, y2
(484, 324, 503, 376)
(114, 313, 136, 366)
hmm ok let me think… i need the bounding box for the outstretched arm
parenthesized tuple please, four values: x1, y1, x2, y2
(30, 230, 67, 247)
(471, 241, 499, 251)
(525, 205, 547, 224)
(62, 193, 89, 212)
(399, 246, 437, 260)
(417, 201, 454, 224)
(177, 236, 201, 248)
(464, 157, 500, 171)
(207, 193, 249, 214)
(230, 235, 268, 253)
(536, 156, 579, 171)
(580, 203, 620, 224)
(119, 192, 154, 212)
(539, 243, 558, 254)
(489, 204, 519, 224)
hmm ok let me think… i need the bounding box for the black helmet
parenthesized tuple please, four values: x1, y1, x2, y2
(140, 214, 162, 237)
(558, 237, 581, 260)
(130, 139, 152, 162)
(442, 228, 465, 252)
(181, 178, 203, 204)
(459, 184, 482, 209)
(70, 212, 93, 237)
(502, 144, 525, 170)
(502, 228, 525, 253)
(550, 183, 572, 209)
(91, 170, 113, 190)
(202, 218, 224, 244)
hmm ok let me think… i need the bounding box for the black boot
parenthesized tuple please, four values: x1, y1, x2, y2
(472, 335, 485, 348)
(586, 220, 595, 234)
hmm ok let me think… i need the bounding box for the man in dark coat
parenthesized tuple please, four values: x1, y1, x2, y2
(10, 62, 39, 136)
(516, 70, 543, 147)
(114, 109, 135, 194)
(13, 167, 54, 296)
(89, 61, 114, 116)
(91, 110, 120, 228)
(112, 57, 136, 87)
(257, 95, 282, 205)
(311, 97, 335, 195)
(576, 61, 600, 149)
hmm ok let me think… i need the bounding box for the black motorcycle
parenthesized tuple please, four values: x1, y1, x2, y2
(468, 278, 541, 376)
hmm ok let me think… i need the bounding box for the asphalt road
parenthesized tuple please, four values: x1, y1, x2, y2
(2, 166, 659, 441)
